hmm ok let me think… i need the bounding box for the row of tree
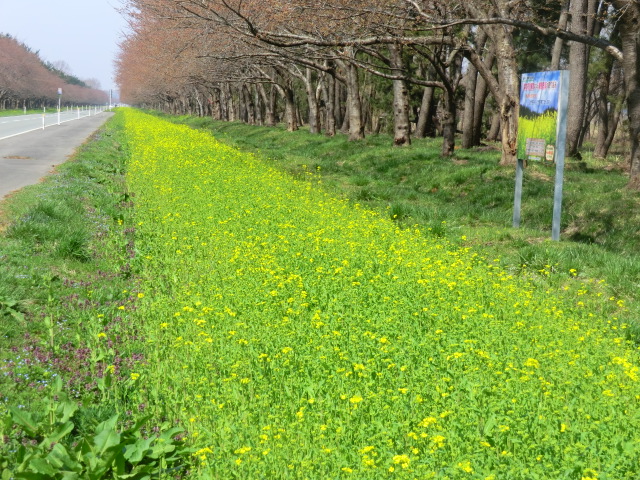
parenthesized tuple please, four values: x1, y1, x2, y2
(116, 0, 640, 188)
(0, 34, 108, 109)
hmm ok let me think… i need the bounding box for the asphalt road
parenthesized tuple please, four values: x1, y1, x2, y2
(0, 111, 114, 200)
(0, 110, 102, 141)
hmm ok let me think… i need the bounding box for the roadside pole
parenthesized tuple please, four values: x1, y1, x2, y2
(551, 70, 570, 241)
(57, 88, 62, 126)
(512, 158, 524, 228)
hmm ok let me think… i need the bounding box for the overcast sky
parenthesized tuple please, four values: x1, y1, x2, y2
(0, 0, 130, 93)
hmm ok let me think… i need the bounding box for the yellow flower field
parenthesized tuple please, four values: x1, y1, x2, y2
(121, 109, 640, 479)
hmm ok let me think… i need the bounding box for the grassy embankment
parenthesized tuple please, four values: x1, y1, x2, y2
(166, 113, 640, 330)
(0, 112, 190, 477)
(1, 109, 639, 478)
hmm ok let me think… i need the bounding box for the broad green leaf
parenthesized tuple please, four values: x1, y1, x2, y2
(28, 458, 57, 476)
(9, 408, 38, 436)
(119, 471, 152, 480)
(148, 443, 175, 459)
(56, 399, 77, 424)
(43, 421, 74, 445)
(128, 414, 152, 434)
(9, 309, 24, 322)
(93, 415, 120, 454)
(482, 414, 496, 437)
(157, 426, 183, 442)
(85, 446, 122, 480)
(114, 449, 125, 475)
(47, 443, 79, 471)
(123, 436, 153, 463)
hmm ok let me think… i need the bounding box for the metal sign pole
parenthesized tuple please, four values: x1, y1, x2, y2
(551, 70, 570, 241)
(57, 88, 62, 126)
(513, 158, 524, 228)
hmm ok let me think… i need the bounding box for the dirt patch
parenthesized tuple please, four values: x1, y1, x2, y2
(475, 145, 499, 152)
(528, 170, 552, 182)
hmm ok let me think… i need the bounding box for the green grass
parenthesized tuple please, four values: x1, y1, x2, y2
(159, 114, 640, 330)
(1, 112, 197, 478)
(0, 109, 47, 117)
(0, 114, 137, 409)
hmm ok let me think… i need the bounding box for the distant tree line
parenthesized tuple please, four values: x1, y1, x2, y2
(0, 34, 108, 109)
(116, 0, 640, 189)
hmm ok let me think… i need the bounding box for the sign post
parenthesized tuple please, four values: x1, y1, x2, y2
(514, 70, 569, 240)
(57, 88, 62, 126)
(551, 71, 570, 241)
(512, 158, 524, 228)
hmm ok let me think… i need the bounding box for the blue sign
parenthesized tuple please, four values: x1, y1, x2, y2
(513, 70, 570, 241)
(520, 71, 561, 114)
(517, 70, 566, 161)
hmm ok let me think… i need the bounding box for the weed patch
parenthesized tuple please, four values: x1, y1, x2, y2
(119, 110, 640, 478)
(1, 112, 194, 477)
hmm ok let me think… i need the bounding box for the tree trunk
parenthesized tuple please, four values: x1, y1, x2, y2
(258, 83, 276, 126)
(462, 30, 487, 148)
(219, 87, 228, 121)
(340, 100, 350, 133)
(473, 46, 495, 145)
(415, 86, 434, 138)
(304, 67, 321, 134)
(272, 69, 299, 131)
(389, 44, 411, 146)
(283, 84, 298, 131)
(243, 84, 255, 124)
(566, 0, 589, 157)
(346, 66, 365, 140)
(224, 84, 236, 121)
(322, 70, 337, 136)
(465, 19, 520, 163)
(594, 66, 611, 158)
(494, 30, 520, 165)
(339, 55, 365, 141)
(486, 112, 501, 141)
(550, 0, 571, 69)
(335, 80, 345, 132)
(254, 85, 263, 125)
(211, 89, 222, 120)
(441, 89, 456, 156)
(600, 64, 625, 157)
(461, 67, 478, 148)
(194, 88, 203, 117)
(612, 0, 640, 188)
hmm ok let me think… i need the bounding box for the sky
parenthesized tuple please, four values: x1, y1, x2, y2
(0, 0, 130, 93)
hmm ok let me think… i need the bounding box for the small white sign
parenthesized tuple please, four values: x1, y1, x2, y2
(545, 145, 555, 162)
(525, 138, 546, 159)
